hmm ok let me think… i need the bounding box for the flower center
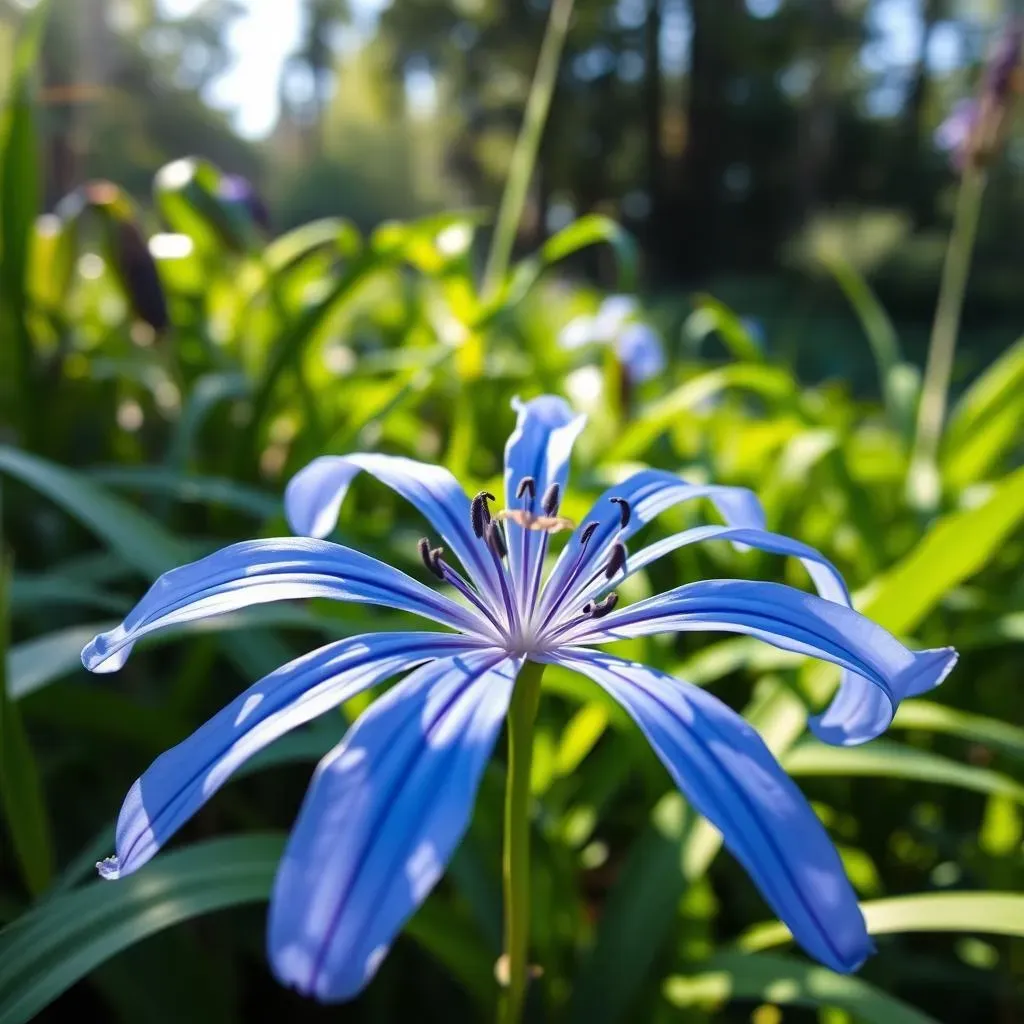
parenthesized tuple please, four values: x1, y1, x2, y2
(418, 481, 630, 652)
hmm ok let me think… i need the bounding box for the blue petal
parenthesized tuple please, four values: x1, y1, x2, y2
(98, 632, 477, 880)
(572, 578, 956, 745)
(268, 649, 519, 1002)
(546, 648, 872, 974)
(503, 395, 586, 606)
(597, 525, 850, 606)
(81, 538, 496, 673)
(284, 452, 501, 600)
(809, 646, 957, 746)
(540, 468, 765, 620)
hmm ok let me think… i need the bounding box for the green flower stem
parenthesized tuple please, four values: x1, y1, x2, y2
(498, 659, 545, 1024)
(482, 0, 575, 298)
(907, 165, 987, 511)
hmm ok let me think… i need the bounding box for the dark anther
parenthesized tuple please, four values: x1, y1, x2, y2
(604, 541, 627, 580)
(485, 521, 508, 559)
(587, 593, 619, 619)
(610, 497, 631, 529)
(541, 483, 560, 516)
(471, 491, 495, 538)
(418, 537, 444, 579)
(580, 520, 600, 546)
(517, 476, 536, 501)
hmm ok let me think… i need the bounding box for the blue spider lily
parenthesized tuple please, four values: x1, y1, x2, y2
(82, 395, 956, 1001)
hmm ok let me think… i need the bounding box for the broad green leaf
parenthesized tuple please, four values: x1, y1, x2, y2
(7, 621, 116, 701)
(490, 215, 638, 323)
(7, 606, 364, 702)
(11, 575, 129, 615)
(944, 395, 1024, 489)
(684, 294, 764, 362)
(740, 892, 1024, 953)
(782, 739, 1024, 804)
(608, 364, 796, 463)
(0, 833, 495, 1023)
(567, 794, 701, 1024)
(0, 446, 182, 580)
(0, 447, 291, 680)
(25, 682, 191, 753)
(0, 551, 54, 895)
(553, 703, 609, 780)
(819, 248, 916, 436)
(246, 253, 384, 443)
(153, 156, 238, 253)
(855, 464, 1024, 635)
(89, 467, 281, 519)
(893, 700, 1024, 761)
(0, 834, 283, 1024)
(663, 951, 937, 1024)
(167, 371, 249, 469)
(944, 335, 1024, 486)
(261, 217, 361, 277)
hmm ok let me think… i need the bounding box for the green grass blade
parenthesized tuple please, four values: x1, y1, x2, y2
(893, 700, 1024, 761)
(740, 892, 1024, 953)
(782, 739, 1024, 804)
(607, 364, 796, 463)
(0, 832, 496, 1022)
(0, 834, 283, 1024)
(490, 215, 639, 322)
(0, 549, 54, 895)
(942, 334, 1024, 487)
(0, 447, 306, 686)
(89, 467, 281, 519)
(0, 0, 51, 437)
(482, 0, 576, 293)
(855, 463, 1024, 635)
(0, 446, 183, 580)
(663, 951, 937, 1024)
(567, 794, 697, 1024)
(10, 575, 129, 616)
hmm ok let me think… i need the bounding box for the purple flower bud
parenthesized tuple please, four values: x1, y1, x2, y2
(983, 20, 1023, 107)
(114, 219, 169, 333)
(217, 174, 271, 234)
(937, 22, 1023, 171)
(934, 99, 978, 170)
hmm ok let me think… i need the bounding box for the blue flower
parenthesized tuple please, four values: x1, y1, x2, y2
(82, 395, 956, 1001)
(935, 98, 979, 170)
(559, 296, 665, 383)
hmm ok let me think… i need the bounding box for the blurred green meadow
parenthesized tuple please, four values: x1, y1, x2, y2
(2, 1, 1024, 1022)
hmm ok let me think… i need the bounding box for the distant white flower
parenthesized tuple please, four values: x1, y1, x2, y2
(558, 295, 665, 383)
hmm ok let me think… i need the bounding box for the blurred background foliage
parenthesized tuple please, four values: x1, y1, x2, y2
(1, 0, 1024, 1022)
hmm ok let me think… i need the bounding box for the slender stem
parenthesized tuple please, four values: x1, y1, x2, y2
(907, 165, 987, 511)
(498, 660, 545, 1024)
(482, 0, 575, 296)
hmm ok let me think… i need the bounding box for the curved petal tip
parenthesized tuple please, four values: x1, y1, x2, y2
(809, 646, 959, 747)
(81, 629, 133, 674)
(284, 456, 356, 539)
(510, 393, 582, 428)
(832, 934, 876, 975)
(898, 646, 959, 699)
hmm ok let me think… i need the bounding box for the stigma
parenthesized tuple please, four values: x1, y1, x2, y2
(495, 508, 575, 534)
